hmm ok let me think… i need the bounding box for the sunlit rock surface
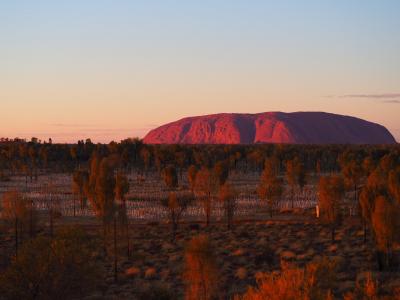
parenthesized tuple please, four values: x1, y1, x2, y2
(144, 112, 396, 144)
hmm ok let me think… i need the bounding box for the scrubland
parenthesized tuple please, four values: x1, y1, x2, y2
(0, 141, 399, 299)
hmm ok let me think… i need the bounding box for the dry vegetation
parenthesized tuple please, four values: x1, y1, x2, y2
(0, 139, 399, 299)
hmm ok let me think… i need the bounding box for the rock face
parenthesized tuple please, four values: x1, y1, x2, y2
(143, 112, 396, 144)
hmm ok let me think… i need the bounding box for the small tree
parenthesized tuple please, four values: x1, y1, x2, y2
(95, 158, 116, 234)
(318, 176, 345, 242)
(72, 170, 89, 213)
(161, 192, 192, 241)
(258, 160, 283, 218)
(175, 150, 187, 179)
(86, 157, 116, 255)
(184, 234, 219, 300)
(140, 147, 151, 175)
(194, 167, 218, 227)
(362, 156, 375, 176)
(388, 167, 400, 205)
(315, 160, 322, 178)
(214, 160, 229, 186)
(359, 168, 387, 243)
(47, 196, 61, 239)
(341, 159, 364, 204)
(162, 165, 178, 190)
(371, 196, 399, 270)
(1, 191, 29, 259)
(115, 172, 130, 211)
(359, 188, 375, 244)
(188, 165, 198, 193)
(218, 183, 237, 230)
(285, 157, 306, 208)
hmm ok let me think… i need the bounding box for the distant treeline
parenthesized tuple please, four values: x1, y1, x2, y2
(0, 138, 399, 177)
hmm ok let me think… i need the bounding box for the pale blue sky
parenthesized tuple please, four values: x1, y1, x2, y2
(1, 1, 399, 142)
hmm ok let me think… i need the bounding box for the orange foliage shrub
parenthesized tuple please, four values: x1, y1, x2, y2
(238, 258, 337, 300)
(318, 175, 345, 242)
(371, 196, 398, 254)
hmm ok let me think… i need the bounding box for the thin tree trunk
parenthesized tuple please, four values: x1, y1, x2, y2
(126, 220, 130, 258)
(73, 194, 76, 217)
(363, 221, 367, 243)
(172, 221, 177, 242)
(103, 220, 107, 254)
(205, 196, 211, 227)
(114, 216, 118, 282)
(291, 187, 294, 209)
(15, 217, 18, 260)
(49, 210, 53, 238)
(354, 184, 357, 203)
(30, 200, 34, 238)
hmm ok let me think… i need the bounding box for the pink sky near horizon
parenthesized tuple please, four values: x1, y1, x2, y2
(1, 100, 399, 143)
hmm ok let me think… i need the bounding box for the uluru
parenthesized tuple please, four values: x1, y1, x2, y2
(143, 112, 396, 145)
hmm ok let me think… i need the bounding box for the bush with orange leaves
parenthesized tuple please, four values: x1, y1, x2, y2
(184, 234, 220, 300)
(371, 195, 399, 270)
(318, 175, 345, 242)
(237, 258, 337, 300)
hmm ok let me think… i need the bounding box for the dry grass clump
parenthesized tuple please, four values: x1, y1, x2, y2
(136, 282, 174, 300)
(236, 267, 248, 280)
(145, 267, 157, 279)
(233, 248, 246, 256)
(280, 250, 296, 261)
(125, 266, 141, 278)
(237, 258, 337, 300)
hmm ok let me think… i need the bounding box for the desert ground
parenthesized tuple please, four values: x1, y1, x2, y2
(1, 167, 399, 299)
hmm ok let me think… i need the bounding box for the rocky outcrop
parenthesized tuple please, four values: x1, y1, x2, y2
(143, 112, 396, 144)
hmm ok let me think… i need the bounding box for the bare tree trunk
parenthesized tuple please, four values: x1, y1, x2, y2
(206, 201, 210, 227)
(114, 216, 118, 282)
(49, 210, 54, 238)
(363, 221, 367, 243)
(15, 217, 18, 260)
(103, 220, 107, 254)
(291, 187, 294, 209)
(126, 220, 130, 258)
(172, 221, 177, 242)
(30, 200, 34, 238)
(354, 184, 357, 203)
(73, 194, 76, 217)
(269, 199, 273, 218)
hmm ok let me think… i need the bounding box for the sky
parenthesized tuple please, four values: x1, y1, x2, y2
(1, 0, 399, 143)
